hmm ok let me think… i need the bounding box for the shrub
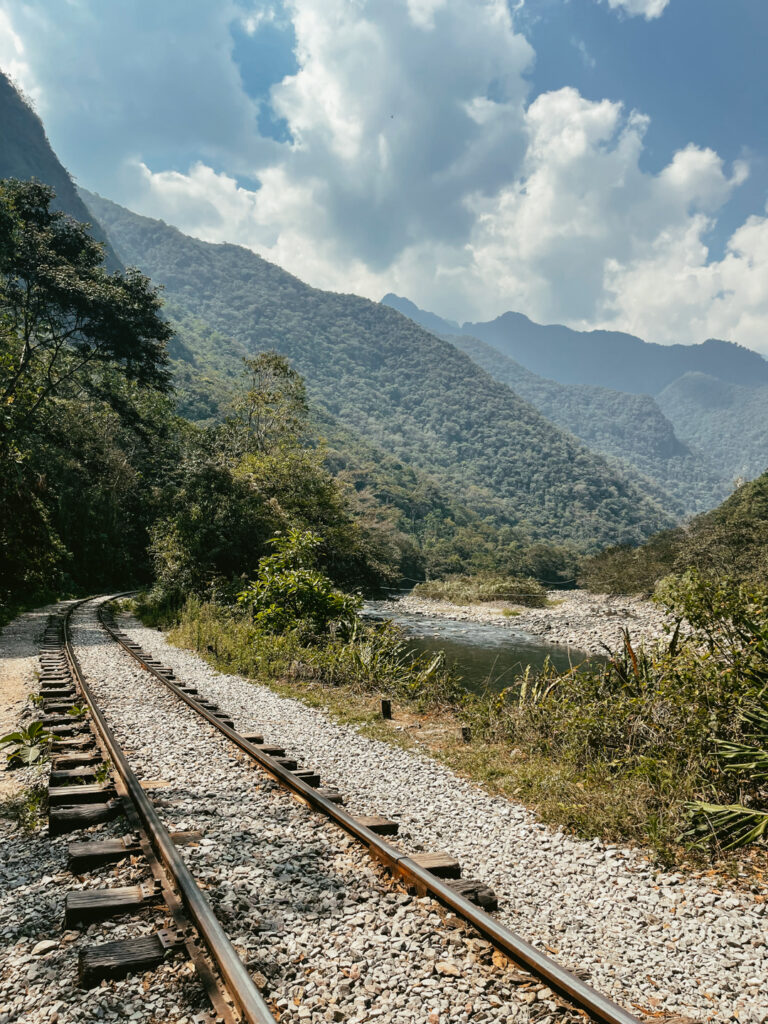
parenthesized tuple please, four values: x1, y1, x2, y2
(412, 572, 547, 607)
(1, 721, 58, 768)
(237, 529, 361, 638)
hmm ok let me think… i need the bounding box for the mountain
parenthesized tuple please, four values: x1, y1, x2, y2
(0, 70, 121, 271)
(83, 190, 672, 550)
(582, 467, 768, 594)
(657, 373, 768, 485)
(382, 294, 768, 394)
(447, 334, 729, 516)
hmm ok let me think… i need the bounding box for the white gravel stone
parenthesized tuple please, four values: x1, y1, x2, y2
(117, 605, 768, 1024)
(69, 599, 565, 1024)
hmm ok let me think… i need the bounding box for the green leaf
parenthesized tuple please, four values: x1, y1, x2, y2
(685, 801, 768, 849)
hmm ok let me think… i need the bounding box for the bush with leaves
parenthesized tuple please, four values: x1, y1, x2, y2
(655, 570, 768, 850)
(238, 529, 361, 638)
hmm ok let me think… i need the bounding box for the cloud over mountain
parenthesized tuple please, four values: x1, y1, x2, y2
(2, 0, 766, 351)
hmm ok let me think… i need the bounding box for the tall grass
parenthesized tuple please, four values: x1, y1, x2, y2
(156, 596, 464, 710)
(412, 572, 547, 607)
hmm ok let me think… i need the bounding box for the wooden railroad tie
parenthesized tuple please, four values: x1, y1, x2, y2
(42, 715, 87, 728)
(239, 731, 264, 745)
(410, 852, 462, 879)
(445, 878, 498, 912)
(316, 788, 345, 805)
(355, 814, 400, 836)
(40, 688, 76, 700)
(65, 881, 164, 926)
(46, 722, 89, 737)
(274, 756, 298, 771)
(68, 831, 203, 872)
(78, 929, 187, 988)
(50, 766, 99, 785)
(48, 783, 116, 807)
(52, 751, 101, 770)
(49, 799, 122, 837)
(253, 743, 286, 757)
(52, 736, 96, 752)
(406, 852, 499, 909)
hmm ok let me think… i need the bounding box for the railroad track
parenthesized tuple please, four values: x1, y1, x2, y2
(38, 595, 645, 1024)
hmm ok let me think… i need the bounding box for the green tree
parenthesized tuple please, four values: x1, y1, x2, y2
(222, 351, 308, 459)
(0, 178, 171, 452)
(0, 179, 174, 613)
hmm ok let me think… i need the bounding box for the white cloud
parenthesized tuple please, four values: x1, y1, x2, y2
(0, 9, 40, 104)
(3, 0, 768, 353)
(602, 0, 671, 19)
(601, 210, 768, 351)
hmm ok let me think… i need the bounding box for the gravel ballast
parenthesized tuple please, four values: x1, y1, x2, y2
(0, 602, 210, 1024)
(118, 608, 768, 1024)
(71, 600, 574, 1024)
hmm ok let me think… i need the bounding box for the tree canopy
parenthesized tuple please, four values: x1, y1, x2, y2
(0, 179, 174, 613)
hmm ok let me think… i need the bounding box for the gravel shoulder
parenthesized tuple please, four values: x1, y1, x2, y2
(0, 601, 210, 1024)
(120, 609, 768, 1024)
(378, 592, 672, 655)
(0, 601, 62, 801)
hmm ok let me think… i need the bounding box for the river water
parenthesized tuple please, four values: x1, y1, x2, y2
(365, 600, 602, 695)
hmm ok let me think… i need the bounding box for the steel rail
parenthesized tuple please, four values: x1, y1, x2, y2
(100, 598, 643, 1024)
(63, 599, 277, 1024)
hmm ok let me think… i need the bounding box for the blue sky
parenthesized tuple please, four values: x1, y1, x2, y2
(2, 0, 767, 351)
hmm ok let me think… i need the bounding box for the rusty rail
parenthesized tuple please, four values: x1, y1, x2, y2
(62, 599, 277, 1024)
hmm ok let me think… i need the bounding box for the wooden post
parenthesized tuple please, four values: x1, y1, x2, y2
(381, 698, 392, 720)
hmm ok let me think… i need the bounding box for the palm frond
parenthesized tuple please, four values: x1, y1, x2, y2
(685, 801, 768, 850)
(717, 741, 768, 781)
(741, 704, 768, 747)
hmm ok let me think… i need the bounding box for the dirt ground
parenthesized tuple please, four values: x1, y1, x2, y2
(0, 603, 58, 799)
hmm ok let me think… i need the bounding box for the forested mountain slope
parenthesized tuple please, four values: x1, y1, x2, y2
(84, 191, 671, 550)
(657, 373, 768, 484)
(382, 293, 768, 394)
(0, 71, 121, 270)
(583, 468, 768, 594)
(450, 335, 729, 515)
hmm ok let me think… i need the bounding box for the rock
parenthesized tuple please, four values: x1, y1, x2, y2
(435, 961, 461, 977)
(31, 940, 57, 957)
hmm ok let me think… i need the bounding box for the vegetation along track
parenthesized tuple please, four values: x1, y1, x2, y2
(38, 593, 645, 1024)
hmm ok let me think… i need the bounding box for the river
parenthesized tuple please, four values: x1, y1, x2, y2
(364, 600, 603, 695)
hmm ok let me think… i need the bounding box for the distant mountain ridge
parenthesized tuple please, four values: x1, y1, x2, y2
(383, 293, 768, 510)
(657, 373, 768, 483)
(448, 334, 729, 516)
(0, 70, 121, 271)
(382, 294, 768, 394)
(83, 190, 672, 550)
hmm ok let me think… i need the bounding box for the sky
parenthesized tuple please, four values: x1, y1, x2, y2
(2, 0, 768, 351)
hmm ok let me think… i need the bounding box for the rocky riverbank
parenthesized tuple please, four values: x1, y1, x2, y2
(377, 591, 672, 655)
